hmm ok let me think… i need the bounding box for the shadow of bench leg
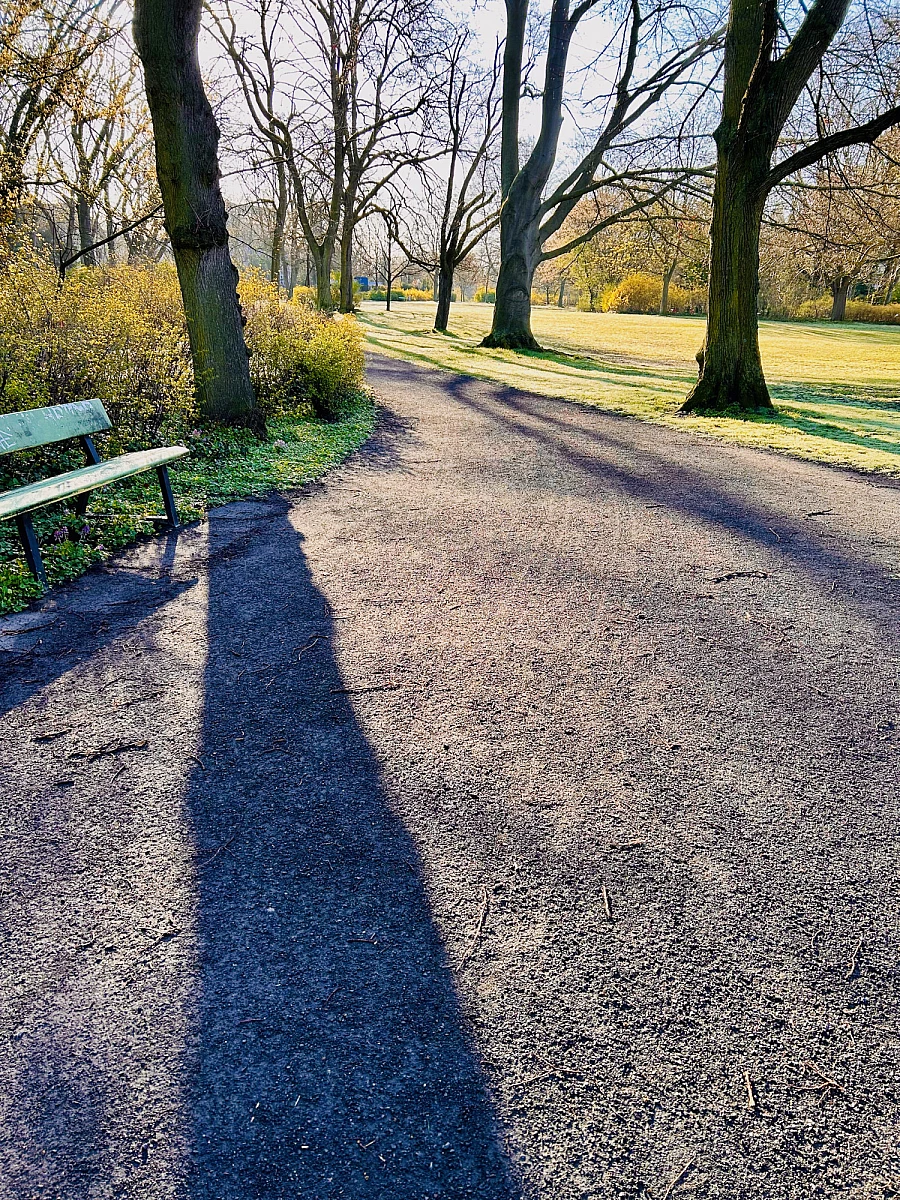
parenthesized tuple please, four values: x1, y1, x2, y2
(157, 465, 179, 528)
(15, 514, 46, 586)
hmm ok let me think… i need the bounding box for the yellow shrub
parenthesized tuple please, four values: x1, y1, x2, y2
(795, 295, 833, 320)
(604, 273, 662, 314)
(794, 296, 900, 323)
(0, 250, 365, 440)
(844, 300, 900, 324)
(240, 270, 364, 420)
(0, 247, 195, 448)
(291, 285, 318, 306)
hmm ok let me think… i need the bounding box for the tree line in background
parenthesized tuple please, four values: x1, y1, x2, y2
(1, 0, 899, 424)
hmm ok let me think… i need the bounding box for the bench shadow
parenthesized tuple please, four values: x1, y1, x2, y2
(181, 501, 520, 1199)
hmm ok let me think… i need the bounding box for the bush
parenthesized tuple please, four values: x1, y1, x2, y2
(291, 284, 318, 306)
(844, 301, 900, 324)
(0, 250, 365, 444)
(368, 288, 407, 301)
(239, 270, 364, 420)
(795, 295, 832, 320)
(603, 273, 662, 313)
(0, 247, 195, 449)
(794, 296, 900, 323)
(474, 287, 495, 303)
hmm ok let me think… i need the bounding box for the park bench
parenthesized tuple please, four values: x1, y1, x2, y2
(0, 399, 188, 586)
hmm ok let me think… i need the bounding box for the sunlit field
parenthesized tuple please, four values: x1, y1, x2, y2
(360, 301, 900, 474)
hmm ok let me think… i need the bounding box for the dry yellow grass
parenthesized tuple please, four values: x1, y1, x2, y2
(359, 301, 900, 474)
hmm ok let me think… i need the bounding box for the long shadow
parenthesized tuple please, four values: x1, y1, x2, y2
(369, 358, 900, 611)
(182, 501, 520, 1199)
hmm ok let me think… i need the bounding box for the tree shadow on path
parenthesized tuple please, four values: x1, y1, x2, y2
(182, 499, 520, 1200)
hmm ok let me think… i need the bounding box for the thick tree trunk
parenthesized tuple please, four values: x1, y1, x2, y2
(76, 196, 95, 266)
(681, 144, 773, 413)
(310, 244, 334, 310)
(830, 276, 851, 321)
(133, 0, 261, 431)
(500, 0, 527, 198)
(434, 260, 454, 332)
(481, 191, 541, 349)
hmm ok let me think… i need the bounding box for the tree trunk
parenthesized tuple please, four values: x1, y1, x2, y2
(500, 0, 527, 197)
(386, 234, 393, 311)
(481, 191, 541, 349)
(681, 143, 773, 413)
(557, 278, 565, 307)
(880, 264, 898, 305)
(270, 160, 288, 285)
(76, 195, 95, 266)
(660, 259, 677, 315)
(338, 196, 354, 313)
(434, 260, 453, 332)
(309, 243, 333, 310)
(830, 276, 851, 321)
(133, 0, 261, 431)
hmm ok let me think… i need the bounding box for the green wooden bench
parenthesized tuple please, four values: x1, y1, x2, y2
(0, 399, 188, 586)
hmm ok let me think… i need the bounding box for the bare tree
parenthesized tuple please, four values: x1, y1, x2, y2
(482, 0, 721, 350)
(682, 0, 900, 413)
(0, 0, 109, 223)
(394, 34, 501, 331)
(771, 142, 900, 319)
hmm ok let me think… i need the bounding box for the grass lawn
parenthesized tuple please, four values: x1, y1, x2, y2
(360, 301, 900, 476)
(0, 396, 375, 614)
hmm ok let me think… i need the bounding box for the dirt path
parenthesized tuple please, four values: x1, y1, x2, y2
(2, 355, 899, 1199)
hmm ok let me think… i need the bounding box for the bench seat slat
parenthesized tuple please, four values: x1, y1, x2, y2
(0, 446, 189, 520)
(0, 400, 112, 454)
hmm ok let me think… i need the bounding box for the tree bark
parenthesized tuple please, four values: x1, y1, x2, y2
(338, 210, 354, 313)
(270, 159, 288, 285)
(681, 143, 772, 412)
(500, 0, 527, 198)
(830, 276, 851, 320)
(76, 196, 95, 266)
(557, 278, 565, 306)
(133, 0, 261, 431)
(434, 259, 454, 332)
(481, 189, 542, 348)
(660, 259, 677, 315)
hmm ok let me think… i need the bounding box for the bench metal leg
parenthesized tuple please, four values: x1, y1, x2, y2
(15, 514, 46, 586)
(156, 465, 179, 528)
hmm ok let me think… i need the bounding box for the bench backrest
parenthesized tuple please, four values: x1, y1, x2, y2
(0, 400, 111, 456)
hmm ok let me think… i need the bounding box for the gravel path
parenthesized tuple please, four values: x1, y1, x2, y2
(2, 354, 899, 1200)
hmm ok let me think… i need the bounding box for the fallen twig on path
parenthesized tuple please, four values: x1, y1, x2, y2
(844, 937, 863, 981)
(712, 571, 768, 584)
(460, 885, 491, 969)
(660, 1159, 695, 1200)
(72, 739, 149, 762)
(601, 882, 613, 921)
(744, 1071, 760, 1113)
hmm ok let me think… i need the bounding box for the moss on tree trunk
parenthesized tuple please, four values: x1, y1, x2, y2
(133, 0, 262, 432)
